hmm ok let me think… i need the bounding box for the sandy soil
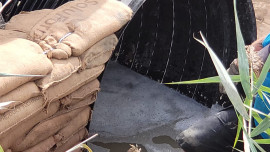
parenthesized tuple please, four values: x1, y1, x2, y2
(252, 0, 270, 38)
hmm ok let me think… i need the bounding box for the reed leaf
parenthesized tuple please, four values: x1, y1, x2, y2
(165, 75, 241, 85)
(254, 139, 270, 144)
(194, 32, 249, 120)
(233, 0, 252, 100)
(0, 145, 3, 152)
(252, 56, 270, 95)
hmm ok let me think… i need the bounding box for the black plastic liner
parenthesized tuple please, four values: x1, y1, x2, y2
(0, 0, 256, 107)
(112, 0, 256, 107)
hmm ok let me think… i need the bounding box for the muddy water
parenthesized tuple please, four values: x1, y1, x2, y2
(91, 135, 179, 152)
(152, 135, 179, 149)
(92, 142, 148, 152)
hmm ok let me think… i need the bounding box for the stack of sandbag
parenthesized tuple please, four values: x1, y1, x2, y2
(0, 0, 132, 151)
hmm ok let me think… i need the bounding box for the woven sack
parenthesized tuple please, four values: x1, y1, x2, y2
(79, 34, 118, 70)
(12, 107, 85, 151)
(54, 107, 90, 144)
(0, 38, 52, 96)
(0, 101, 60, 151)
(60, 79, 100, 106)
(0, 82, 40, 114)
(42, 65, 104, 103)
(36, 57, 81, 89)
(54, 128, 88, 152)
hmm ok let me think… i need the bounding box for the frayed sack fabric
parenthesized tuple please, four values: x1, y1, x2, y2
(54, 107, 91, 144)
(0, 29, 27, 41)
(12, 107, 85, 151)
(56, 96, 96, 118)
(24, 136, 55, 152)
(60, 79, 100, 106)
(42, 65, 104, 103)
(79, 34, 118, 70)
(54, 128, 88, 152)
(0, 96, 44, 137)
(0, 38, 53, 96)
(0, 82, 40, 114)
(25, 107, 91, 152)
(0, 101, 60, 151)
(36, 57, 81, 90)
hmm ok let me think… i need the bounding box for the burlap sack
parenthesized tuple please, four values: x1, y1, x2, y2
(24, 136, 55, 152)
(54, 107, 91, 144)
(79, 34, 118, 70)
(54, 128, 88, 152)
(60, 79, 100, 106)
(29, 0, 131, 58)
(0, 96, 44, 137)
(0, 101, 60, 151)
(12, 107, 85, 151)
(0, 29, 27, 41)
(0, 38, 53, 96)
(36, 57, 81, 90)
(0, 82, 40, 114)
(42, 65, 104, 103)
(5, 9, 51, 34)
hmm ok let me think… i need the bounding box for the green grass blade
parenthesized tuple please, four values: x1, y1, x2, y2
(251, 93, 270, 137)
(195, 31, 249, 120)
(233, 0, 252, 100)
(0, 145, 3, 152)
(234, 113, 242, 148)
(251, 116, 270, 137)
(252, 112, 270, 135)
(165, 75, 241, 85)
(0, 73, 45, 77)
(254, 139, 270, 144)
(252, 55, 270, 95)
(240, 116, 255, 152)
(260, 86, 270, 94)
(252, 139, 266, 152)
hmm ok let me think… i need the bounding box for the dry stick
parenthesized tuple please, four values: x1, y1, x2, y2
(66, 133, 98, 152)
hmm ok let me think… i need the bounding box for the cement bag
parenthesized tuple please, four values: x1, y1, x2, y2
(54, 107, 91, 144)
(1, 102, 60, 151)
(36, 57, 81, 90)
(54, 128, 88, 152)
(0, 38, 53, 96)
(24, 136, 55, 152)
(60, 79, 100, 106)
(0, 82, 40, 114)
(0, 96, 44, 137)
(80, 34, 118, 70)
(43, 65, 104, 103)
(29, 0, 132, 58)
(12, 107, 84, 151)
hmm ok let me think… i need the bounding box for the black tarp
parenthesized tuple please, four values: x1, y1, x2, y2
(112, 0, 256, 107)
(0, 0, 256, 107)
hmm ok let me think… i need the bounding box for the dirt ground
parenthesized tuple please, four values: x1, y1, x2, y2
(252, 0, 270, 38)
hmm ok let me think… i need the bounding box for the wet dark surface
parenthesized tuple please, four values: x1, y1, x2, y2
(89, 62, 221, 152)
(152, 135, 179, 149)
(92, 142, 147, 152)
